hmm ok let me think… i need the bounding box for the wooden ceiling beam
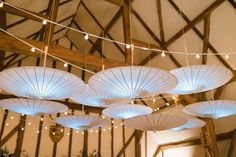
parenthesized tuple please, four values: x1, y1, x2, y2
(0, 2, 48, 22)
(0, 32, 125, 69)
(104, 0, 123, 6)
(122, 1, 132, 64)
(156, 0, 165, 43)
(165, 0, 226, 47)
(202, 14, 211, 64)
(0, 0, 6, 72)
(80, 1, 125, 56)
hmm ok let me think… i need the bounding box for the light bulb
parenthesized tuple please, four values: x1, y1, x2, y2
(5, 123, 9, 126)
(31, 47, 36, 52)
(126, 44, 131, 49)
(21, 128, 24, 131)
(64, 62, 68, 67)
(90, 130, 93, 133)
(10, 116, 14, 120)
(40, 118, 44, 121)
(111, 120, 114, 124)
(152, 98, 156, 102)
(44, 126, 48, 130)
(108, 127, 111, 130)
(81, 132, 84, 135)
(225, 54, 229, 59)
(0, 2, 4, 8)
(42, 20, 47, 25)
(157, 108, 160, 111)
(131, 100, 134, 104)
(52, 132, 55, 135)
(120, 123, 123, 126)
(95, 130, 98, 133)
(28, 122, 31, 125)
(102, 115, 105, 119)
(84, 34, 89, 40)
(37, 130, 40, 134)
(114, 126, 118, 129)
(76, 130, 79, 134)
(154, 109, 157, 112)
(67, 133, 70, 136)
(161, 51, 166, 57)
(64, 111, 68, 115)
(166, 103, 170, 106)
(103, 129, 106, 131)
(195, 54, 200, 59)
(61, 129, 64, 132)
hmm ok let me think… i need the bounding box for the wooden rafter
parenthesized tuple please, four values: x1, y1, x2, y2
(88, 5, 123, 55)
(0, 2, 48, 22)
(80, 1, 126, 56)
(0, 33, 125, 69)
(153, 129, 235, 157)
(202, 14, 211, 64)
(156, 0, 165, 43)
(227, 129, 236, 157)
(122, 0, 132, 64)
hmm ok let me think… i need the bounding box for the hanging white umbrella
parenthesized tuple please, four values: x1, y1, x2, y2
(0, 66, 85, 100)
(102, 103, 153, 119)
(88, 66, 177, 99)
(170, 118, 206, 131)
(0, 98, 68, 116)
(168, 65, 232, 94)
(124, 113, 186, 131)
(71, 85, 131, 107)
(183, 100, 236, 119)
(54, 115, 110, 130)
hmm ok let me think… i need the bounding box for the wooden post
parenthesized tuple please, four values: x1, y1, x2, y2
(227, 129, 236, 157)
(83, 112, 89, 156)
(68, 109, 74, 157)
(35, 115, 44, 157)
(201, 118, 219, 157)
(111, 119, 114, 157)
(122, 122, 126, 157)
(135, 130, 143, 157)
(15, 115, 27, 157)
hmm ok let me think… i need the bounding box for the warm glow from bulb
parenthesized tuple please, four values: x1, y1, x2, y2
(64, 62, 68, 68)
(42, 20, 47, 25)
(0, 2, 4, 8)
(84, 34, 89, 40)
(225, 54, 229, 59)
(31, 47, 36, 52)
(195, 54, 200, 59)
(161, 51, 166, 57)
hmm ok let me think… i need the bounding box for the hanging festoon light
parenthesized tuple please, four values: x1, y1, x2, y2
(0, 66, 85, 100)
(0, 98, 68, 116)
(102, 103, 153, 119)
(71, 85, 131, 107)
(170, 118, 206, 131)
(88, 66, 177, 99)
(54, 115, 110, 130)
(124, 113, 186, 131)
(183, 100, 236, 119)
(167, 65, 232, 95)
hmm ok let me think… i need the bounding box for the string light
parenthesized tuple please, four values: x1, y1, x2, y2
(5, 123, 9, 126)
(61, 129, 64, 132)
(152, 98, 156, 102)
(157, 108, 160, 111)
(31, 47, 36, 52)
(21, 114, 25, 116)
(114, 126, 118, 129)
(64, 111, 68, 115)
(101, 115, 105, 119)
(161, 51, 166, 57)
(0, 2, 3, 8)
(10, 116, 14, 120)
(84, 34, 89, 40)
(2, 108, 5, 110)
(67, 133, 70, 136)
(28, 122, 31, 125)
(37, 130, 40, 134)
(131, 100, 134, 104)
(76, 130, 79, 134)
(64, 62, 68, 68)
(44, 126, 48, 130)
(108, 127, 111, 130)
(154, 109, 157, 112)
(225, 54, 229, 59)
(52, 132, 55, 135)
(195, 54, 200, 59)
(21, 127, 24, 131)
(95, 130, 98, 133)
(172, 96, 176, 100)
(126, 44, 131, 49)
(42, 19, 47, 25)
(81, 132, 84, 135)
(40, 118, 44, 121)
(103, 128, 106, 131)
(111, 120, 114, 124)
(90, 130, 93, 133)
(166, 103, 170, 106)
(120, 123, 123, 126)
